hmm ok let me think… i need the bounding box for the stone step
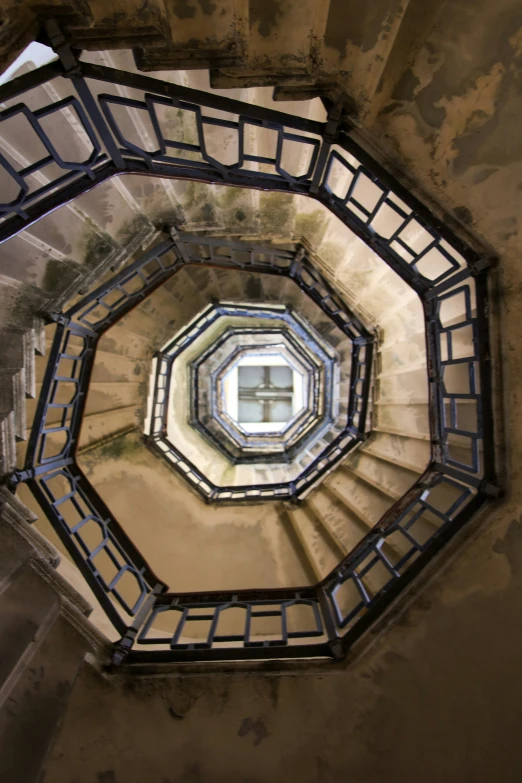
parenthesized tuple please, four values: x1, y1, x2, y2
(91, 351, 147, 385)
(319, 482, 407, 561)
(0, 276, 51, 332)
(4, 0, 451, 137)
(136, 283, 185, 332)
(115, 305, 172, 342)
(23, 65, 155, 244)
(379, 338, 428, 375)
(0, 369, 26, 441)
(376, 402, 430, 439)
(0, 67, 135, 264)
(307, 486, 370, 555)
(84, 382, 143, 420)
(285, 503, 342, 581)
(344, 449, 422, 499)
(23, 327, 37, 401)
(380, 326, 426, 352)
(377, 366, 429, 407)
(0, 231, 85, 306)
(0, 320, 45, 408)
(0, 490, 102, 781)
(0, 412, 16, 477)
(377, 361, 428, 379)
(0, 491, 50, 580)
(313, 232, 416, 332)
(224, 461, 290, 488)
(44, 326, 152, 363)
(362, 430, 431, 473)
(373, 424, 431, 442)
(360, 443, 425, 477)
(325, 468, 394, 529)
(158, 265, 349, 347)
(339, 462, 442, 541)
(33, 318, 46, 356)
(17, 405, 139, 465)
(78, 50, 186, 222)
(97, 326, 153, 361)
(0, 329, 25, 372)
(159, 266, 211, 317)
(305, 482, 403, 595)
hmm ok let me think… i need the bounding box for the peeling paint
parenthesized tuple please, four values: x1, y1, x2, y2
(238, 716, 271, 746)
(250, 0, 280, 39)
(325, 0, 402, 57)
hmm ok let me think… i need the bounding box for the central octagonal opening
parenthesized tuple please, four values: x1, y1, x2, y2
(224, 353, 304, 434)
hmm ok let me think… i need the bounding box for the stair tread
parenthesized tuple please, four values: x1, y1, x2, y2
(374, 425, 431, 441)
(361, 445, 425, 475)
(340, 464, 402, 501)
(325, 475, 392, 527)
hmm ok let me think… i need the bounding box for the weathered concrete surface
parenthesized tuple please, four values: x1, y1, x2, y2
(368, 0, 516, 499)
(0, 614, 87, 783)
(40, 500, 520, 783)
(77, 432, 310, 592)
(0, 489, 101, 783)
(1, 6, 521, 780)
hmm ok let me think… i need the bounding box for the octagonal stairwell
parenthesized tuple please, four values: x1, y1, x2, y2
(147, 291, 351, 489)
(0, 47, 485, 654)
(0, 8, 508, 783)
(10, 230, 441, 646)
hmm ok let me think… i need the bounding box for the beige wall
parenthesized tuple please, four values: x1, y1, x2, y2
(42, 11, 522, 771)
(2, 3, 522, 780)
(42, 497, 521, 783)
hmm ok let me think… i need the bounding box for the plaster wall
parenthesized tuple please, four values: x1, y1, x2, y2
(1, 4, 520, 780)
(39, 7, 522, 782)
(41, 498, 522, 783)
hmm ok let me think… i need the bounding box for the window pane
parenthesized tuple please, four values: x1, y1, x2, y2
(269, 366, 293, 389)
(270, 400, 293, 422)
(238, 400, 264, 422)
(238, 366, 264, 389)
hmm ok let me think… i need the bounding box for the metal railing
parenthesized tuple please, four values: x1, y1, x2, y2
(5, 26, 497, 664)
(191, 326, 329, 462)
(148, 289, 362, 496)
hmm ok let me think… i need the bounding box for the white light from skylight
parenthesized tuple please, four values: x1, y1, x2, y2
(0, 42, 57, 85)
(223, 352, 306, 434)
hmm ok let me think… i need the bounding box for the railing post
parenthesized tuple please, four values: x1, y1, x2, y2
(309, 101, 343, 195)
(317, 587, 345, 661)
(112, 585, 164, 665)
(44, 19, 127, 171)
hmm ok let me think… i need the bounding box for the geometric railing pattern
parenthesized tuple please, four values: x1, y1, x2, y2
(6, 33, 498, 664)
(189, 321, 333, 464)
(148, 294, 358, 501)
(190, 325, 325, 462)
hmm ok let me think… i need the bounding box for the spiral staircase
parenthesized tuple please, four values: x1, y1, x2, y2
(0, 4, 511, 782)
(16, 241, 427, 599)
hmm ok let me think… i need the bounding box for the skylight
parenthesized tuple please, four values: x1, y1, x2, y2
(0, 42, 56, 85)
(224, 353, 304, 434)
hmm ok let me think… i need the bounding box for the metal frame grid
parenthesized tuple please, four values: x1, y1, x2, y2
(191, 328, 324, 462)
(148, 287, 367, 499)
(5, 30, 497, 664)
(149, 300, 350, 494)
